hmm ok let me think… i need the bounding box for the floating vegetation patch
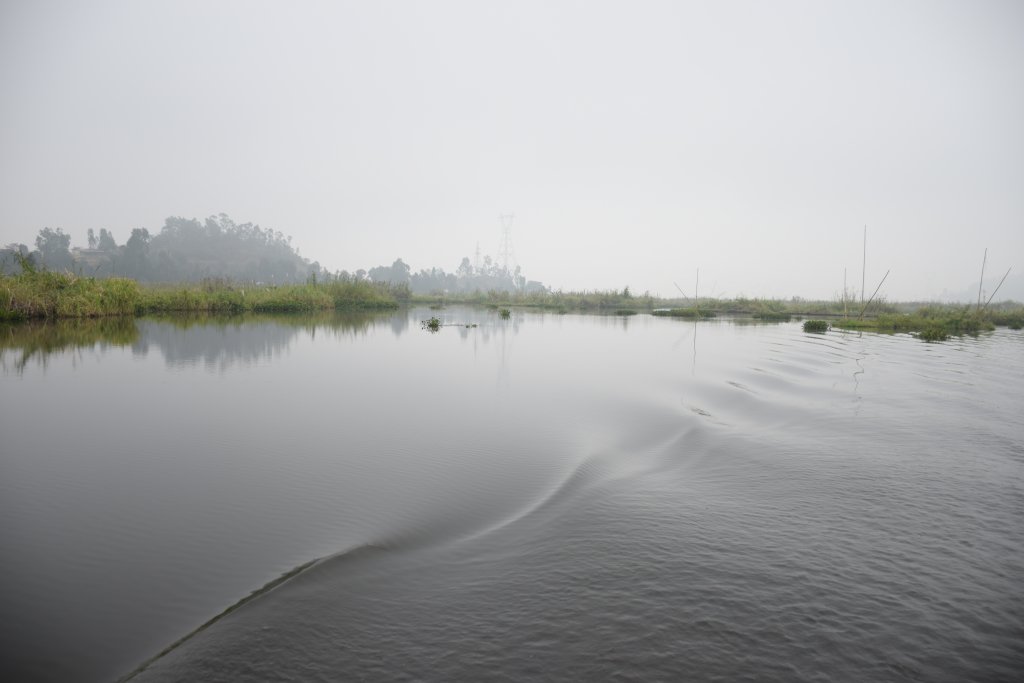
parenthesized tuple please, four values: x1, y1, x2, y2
(421, 316, 479, 332)
(498, 308, 511, 319)
(803, 320, 829, 333)
(615, 309, 637, 316)
(989, 310, 1024, 328)
(833, 310, 995, 341)
(917, 326, 949, 343)
(651, 308, 716, 319)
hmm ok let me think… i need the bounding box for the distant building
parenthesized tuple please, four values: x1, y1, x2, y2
(524, 280, 547, 294)
(71, 247, 108, 271)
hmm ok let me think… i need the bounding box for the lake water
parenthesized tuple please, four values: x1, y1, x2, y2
(2, 308, 1022, 682)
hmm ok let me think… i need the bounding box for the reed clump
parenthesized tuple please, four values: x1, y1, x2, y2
(803, 320, 829, 333)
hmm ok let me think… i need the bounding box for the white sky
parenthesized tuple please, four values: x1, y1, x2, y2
(1, 0, 1022, 300)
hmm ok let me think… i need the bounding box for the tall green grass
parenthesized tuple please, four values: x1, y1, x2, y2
(832, 307, 996, 341)
(139, 279, 399, 314)
(0, 268, 140, 321)
(1, 268, 399, 320)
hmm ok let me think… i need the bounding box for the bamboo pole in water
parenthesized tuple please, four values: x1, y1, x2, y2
(844, 268, 848, 319)
(695, 268, 699, 314)
(976, 248, 988, 312)
(861, 226, 867, 305)
(981, 267, 1012, 312)
(857, 269, 890, 320)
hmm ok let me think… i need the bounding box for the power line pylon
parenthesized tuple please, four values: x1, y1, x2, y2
(497, 213, 515, 273)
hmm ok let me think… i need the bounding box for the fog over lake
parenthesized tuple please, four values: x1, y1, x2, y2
(2, 0, 1022, 300)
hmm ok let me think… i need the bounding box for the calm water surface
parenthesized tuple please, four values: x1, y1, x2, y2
(1, 308, 1022, 682)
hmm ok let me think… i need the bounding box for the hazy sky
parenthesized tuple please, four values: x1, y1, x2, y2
(1, 0, 1022, 300)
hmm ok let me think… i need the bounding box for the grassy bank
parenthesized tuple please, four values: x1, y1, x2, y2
(139, 279, 398, 314)
(0, 269, 399, 320)
(1, 268, 141, 320)
(4, 267, 1021, 333)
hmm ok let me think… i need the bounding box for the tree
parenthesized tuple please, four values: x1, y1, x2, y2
(122, 228, 151, 278)
(0, 243, 33, 274)
(390, 258, 411, 285)
(98, 229, 117, 251)
(35, 227, 73, 270)
(87, 228, 98, 249)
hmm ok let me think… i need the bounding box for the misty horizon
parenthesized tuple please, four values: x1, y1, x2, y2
(2, 0, 1022, 301)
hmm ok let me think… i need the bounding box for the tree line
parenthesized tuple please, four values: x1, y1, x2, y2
(1, 214, 548, 295)
(364, 256, 545, 295)
(1, 214, 315, 283)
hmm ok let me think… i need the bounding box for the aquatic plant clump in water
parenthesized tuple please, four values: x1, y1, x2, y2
(803, 320, 829, 333)
(832, 309, 996, 341)
(422, 316, 441, 332)
(917, 326, 949, 342)
(651, 308, 716, 319)
(498, 308, 511, 319)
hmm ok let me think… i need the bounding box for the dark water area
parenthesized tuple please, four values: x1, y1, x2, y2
(1, 309, 1022, 682)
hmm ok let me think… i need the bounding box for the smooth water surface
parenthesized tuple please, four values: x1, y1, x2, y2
(2, 309, 1022, 681)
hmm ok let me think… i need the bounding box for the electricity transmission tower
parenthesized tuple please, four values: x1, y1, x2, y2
(497, 213, 516, 273)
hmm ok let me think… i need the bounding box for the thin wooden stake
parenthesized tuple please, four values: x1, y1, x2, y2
(981, 267, 1012, 312)
(695, 268, 700, 314)
(861, 225, 867, 304)
(976, 248, 988, 312)
(857, 269, 890, 319)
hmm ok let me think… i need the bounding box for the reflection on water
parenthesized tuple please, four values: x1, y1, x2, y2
(1, 317, 139, 372)
(1, 311, 405, 374)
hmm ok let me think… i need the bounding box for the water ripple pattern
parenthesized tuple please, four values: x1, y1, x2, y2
(2, 312, 1022, 682)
